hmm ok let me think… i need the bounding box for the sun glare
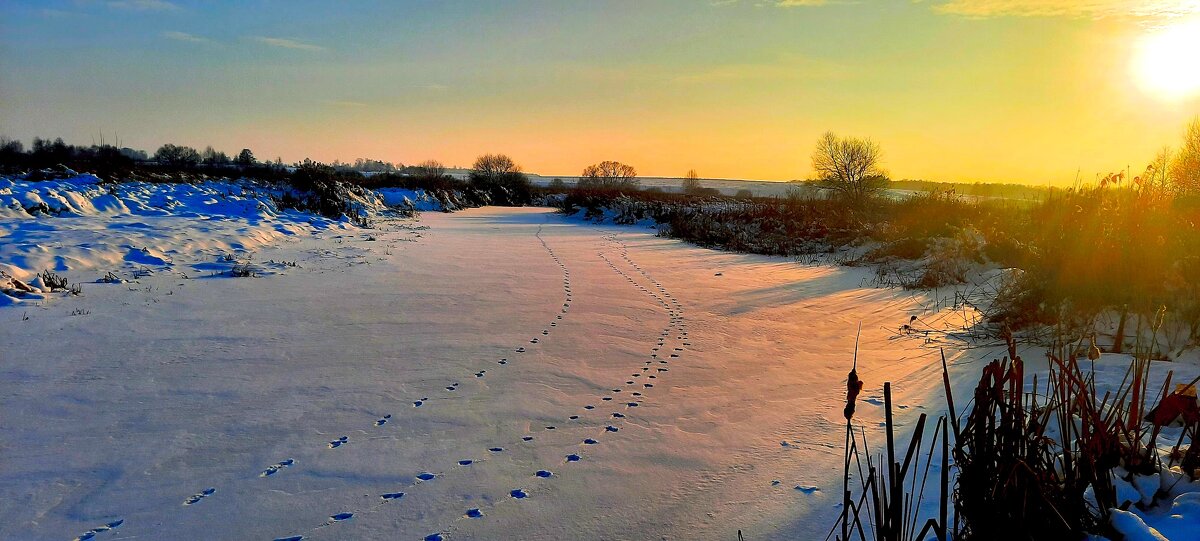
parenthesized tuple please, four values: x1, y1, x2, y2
(1133, 17, 1200, 101)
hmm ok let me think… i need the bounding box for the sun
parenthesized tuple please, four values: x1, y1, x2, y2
(1133, 18, 1200, 101)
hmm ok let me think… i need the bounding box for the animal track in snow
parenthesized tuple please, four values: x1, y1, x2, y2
(261, 458, 295, 477)
(183, 487, 215, 505)
(73, 519, 123, 541)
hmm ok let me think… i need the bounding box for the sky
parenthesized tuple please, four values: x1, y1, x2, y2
(1, 1, 1200, 184)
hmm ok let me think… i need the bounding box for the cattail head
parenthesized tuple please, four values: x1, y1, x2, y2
(844, 368, 863, 420)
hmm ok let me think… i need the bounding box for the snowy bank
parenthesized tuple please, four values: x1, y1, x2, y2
(0, 175, 372, 303)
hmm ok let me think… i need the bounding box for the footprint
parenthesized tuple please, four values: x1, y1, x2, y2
(381, 492, 405, 500)
(523, 436, 534, 441)
(530, 338, 539, 344)
(605, 425, 619, 432)
(516, 347, 526, 353)
(73, 519, 124, 541)
(329, 436, 349, 449)
(330, 512, 353, 521)
(417, 472, 436, 481)
(489, 447, 504, 452)
(569, 415, 579, 420)
(612, 412, 625, 418)
(795, 485, 820, 494)
(425, 534, 445, 541)
(376, 414, 391, 426)
(458, 459, 474, 466)
(274, 537, 303, 541)
(184, 487, 215, 505)
(465, 508, 484, 519)
(583, 438, 598, 445)
(536, 470, 553, 478)
(565, 454, 581, 462)
(261, 458, 295, 477)
(511, 488, 528, 499)
(413, 400, 424, 407)
(584, 405, 595, 410)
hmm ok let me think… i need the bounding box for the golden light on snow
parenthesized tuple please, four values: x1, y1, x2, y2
(1132, 17, 1200, 101)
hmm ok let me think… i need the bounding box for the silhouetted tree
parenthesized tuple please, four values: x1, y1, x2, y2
(578, 160, 638, 192)
(416, 159, 447, 181)
(470, 153, 531, 205)
(154, 144, 202, 168)
(1170, 117, 1200, 196)
(0, 137, 24, 167)
(202, 146, 230, 166)
(235, 148, 256, 166)
(682, 169, 702, 194)
(811, 131, 887, 201)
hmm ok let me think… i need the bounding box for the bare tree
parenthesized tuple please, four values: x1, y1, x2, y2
(472, 153, 521, 180)
(154, 143, 202, 168)
(1170, 117, 1200, 196)
(578, 160, 638, 191)
(416, 159, 446, 180)
(682, 169, 702, 194)
(470, 153, 531, 205)
(811, 131, 887, 201)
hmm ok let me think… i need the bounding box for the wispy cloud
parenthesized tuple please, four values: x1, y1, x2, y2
(39, 8, 80, 18)
(252, 36, 326, 52)
(163, 31, 210, 44)
(674, 56, 853, 83)
(713, 0, 851, 6)
(107, 0, 180, 11)
(929, 0, 1200, 20)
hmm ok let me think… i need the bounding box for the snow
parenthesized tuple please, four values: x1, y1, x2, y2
(0, 175, 362, 287)
(375, 188, 448, 212)
(2, 178, 1198, 540)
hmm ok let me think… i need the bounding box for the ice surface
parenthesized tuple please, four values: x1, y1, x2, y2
(4, 185, 1194, 540)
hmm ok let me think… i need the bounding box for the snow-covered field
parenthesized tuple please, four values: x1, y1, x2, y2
(1, 178, 1196, 540)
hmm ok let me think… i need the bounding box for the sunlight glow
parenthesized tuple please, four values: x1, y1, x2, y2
(1133, 17, 1200, 101)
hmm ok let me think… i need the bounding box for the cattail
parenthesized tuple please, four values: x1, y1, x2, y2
(1088, 334, 1101, 361)
(844, 367, 863, 420)
(844, 324, 864, 420)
